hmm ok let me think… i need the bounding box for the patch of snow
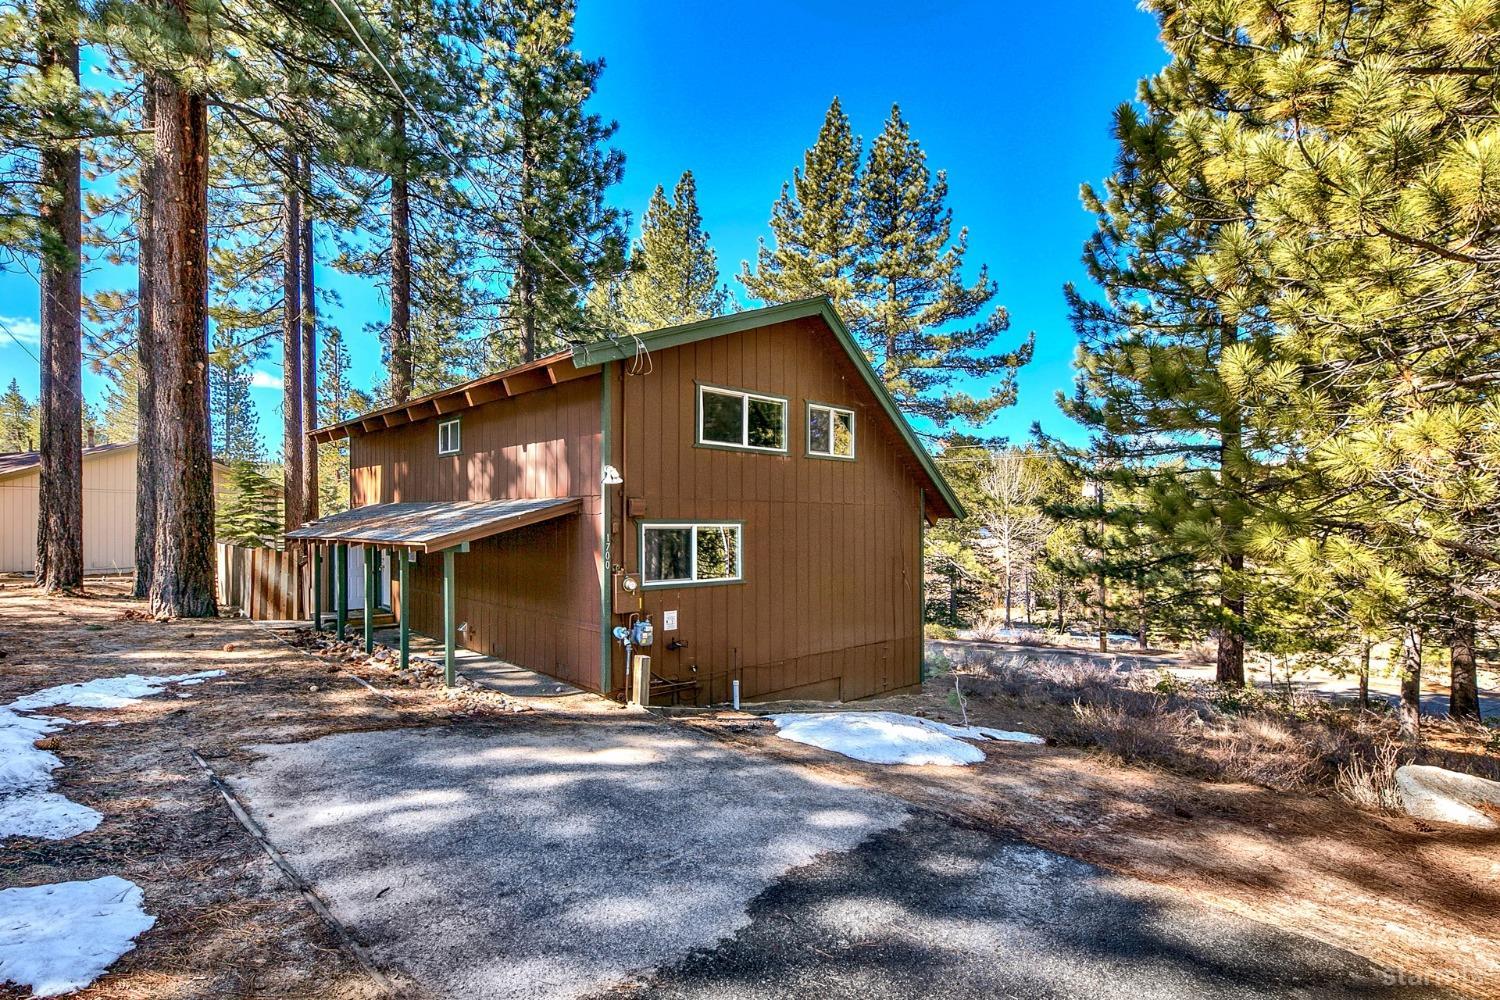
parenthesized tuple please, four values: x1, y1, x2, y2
(769, 712, 1044, 766)
(9, 670, 224, 713)
(1, 670, 224, 842)
(0, 791, 101, 841)
(0, 876, 156, 996)
(0, 709, 65, 797)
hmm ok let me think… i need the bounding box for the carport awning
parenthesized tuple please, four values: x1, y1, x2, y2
(287, 497, 582, 553)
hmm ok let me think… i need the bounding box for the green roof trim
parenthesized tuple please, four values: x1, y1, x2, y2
(570, 297, 965, 520)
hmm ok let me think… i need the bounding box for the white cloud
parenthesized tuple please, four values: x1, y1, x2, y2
(249, 370, 281, 389)
(0, 315, 41, 347)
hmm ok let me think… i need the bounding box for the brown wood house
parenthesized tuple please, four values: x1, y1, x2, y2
(294, 298, 962, 704)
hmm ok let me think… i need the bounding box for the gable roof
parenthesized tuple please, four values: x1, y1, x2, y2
(570, 297, 964, 520)
(308, 299, 964, 520)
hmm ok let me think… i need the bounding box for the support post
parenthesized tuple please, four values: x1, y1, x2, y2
(335, 542, 348, 640)
(363, 544, 376, 653)
(311, 543, 322, 631)
(599, 359, 615, 695)
(398, 548, 411, 671)
(630, 653, 651, 708)
(442, 547, 456, 687)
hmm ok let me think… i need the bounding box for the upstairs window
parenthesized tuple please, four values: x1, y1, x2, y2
(807, 403, 855, 459)
(641, 522, 742, 587)
(698, 385, 787, 452)
(437, 418, 461, 456)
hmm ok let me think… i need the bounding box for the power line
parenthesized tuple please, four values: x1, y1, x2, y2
(323, 0, 598, 306)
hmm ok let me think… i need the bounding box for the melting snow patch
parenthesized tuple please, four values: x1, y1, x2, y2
(9, 670, 224, 714)
(769, 711, 1044, 766)
(0, 876, 155, 997)
(0, 670, 224, 841)
(0, 791, 101, 841)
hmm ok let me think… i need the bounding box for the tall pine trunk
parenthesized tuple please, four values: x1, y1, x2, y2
(300, 168, 317, 523)
(388, 104, 413, 402)
(517, 115, 538, 361)
(34, 0, 83, 592)
(1215, 325, 1246, 685)
(1397, 624, 1423, 745)
(281, 155, 304, 533)
(1449, 614, 1481, 723)
(133, 87, 157, 598)
(146, 66, 216, 618)
(1359, 639, 1370, 708)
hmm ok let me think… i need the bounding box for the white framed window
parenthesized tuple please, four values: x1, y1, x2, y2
(437, 418, 461, 456)
(640, 522, 743, 587)
(697, 384, 787, 452)
(807, 403, 855, 459)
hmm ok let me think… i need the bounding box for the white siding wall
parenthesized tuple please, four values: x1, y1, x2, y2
(0, 473, 41, 573)
(0, 446, 225, 574)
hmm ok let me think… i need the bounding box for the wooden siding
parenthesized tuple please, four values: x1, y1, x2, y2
(613, 315, 925, 703)
(350, 373, 604, 690)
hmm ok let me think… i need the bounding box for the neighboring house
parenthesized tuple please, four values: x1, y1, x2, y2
(0, 441, 227, 575)
(296, 299, 962, 703)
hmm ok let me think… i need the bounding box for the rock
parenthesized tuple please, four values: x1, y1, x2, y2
(1395, 764, 1500, 830)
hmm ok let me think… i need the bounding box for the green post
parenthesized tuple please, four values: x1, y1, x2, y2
(398, 548, 411, 671)
(312, 544, 323, 631)
(599, 360, 614, 693)
(442, 547, 456, 687)
(363, 545, 376, 653)
(335, 543, 348, 640)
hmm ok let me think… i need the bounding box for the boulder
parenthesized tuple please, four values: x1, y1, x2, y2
(1395, 764, 1500, 830)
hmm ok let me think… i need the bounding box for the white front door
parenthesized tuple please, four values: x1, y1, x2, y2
(343, 548, 395, 612)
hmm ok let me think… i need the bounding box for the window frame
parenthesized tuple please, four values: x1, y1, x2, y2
(437, 417, 461, 456)
(806, 401, 857, 461)
(695, 383, 789, 454)
(638, 520, 745, 589)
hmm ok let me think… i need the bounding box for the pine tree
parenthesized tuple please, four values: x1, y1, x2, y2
(490, 0, 627, 359)
(215, 459, 280, 547)
(0, 378, 37, 451)
(32, 0, 84, 590)
(100, 349, 139, 442)
(613, 171, 729, 331)
(208, 327, 261, 462)
(743, 101, 1033, 439)
(1153, 0, 1500, 737)
(315, 326, 370, 514)
(857, 105, 1032, 435)
(1055, 74, 1295, 684)
(740, 97, 864, 320)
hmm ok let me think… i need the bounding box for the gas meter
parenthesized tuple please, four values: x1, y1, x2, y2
(630, 618, 654, 648)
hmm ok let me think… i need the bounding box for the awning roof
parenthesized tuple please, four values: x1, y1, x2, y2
(286, 497, 582, 552)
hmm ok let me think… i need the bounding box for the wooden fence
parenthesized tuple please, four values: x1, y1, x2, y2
(217, 542, 316, 622)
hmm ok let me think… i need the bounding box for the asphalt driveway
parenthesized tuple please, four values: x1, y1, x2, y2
(227, 715, 1439, 1000)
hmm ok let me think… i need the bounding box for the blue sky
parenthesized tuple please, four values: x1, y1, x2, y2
(0, 0, 1167, 454)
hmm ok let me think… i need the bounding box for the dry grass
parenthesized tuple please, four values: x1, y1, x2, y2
(928, 643, 1499, 805)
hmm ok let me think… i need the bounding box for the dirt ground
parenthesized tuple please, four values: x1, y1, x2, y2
(0, 578, 554, 1000)
(3, 579, 1498, 999)
(678, 690, 1500, 999)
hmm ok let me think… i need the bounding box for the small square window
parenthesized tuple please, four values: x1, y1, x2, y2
(807, 404, 854, 459)
(438, 418, 461, 456)
(641, 522, 743, 586)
